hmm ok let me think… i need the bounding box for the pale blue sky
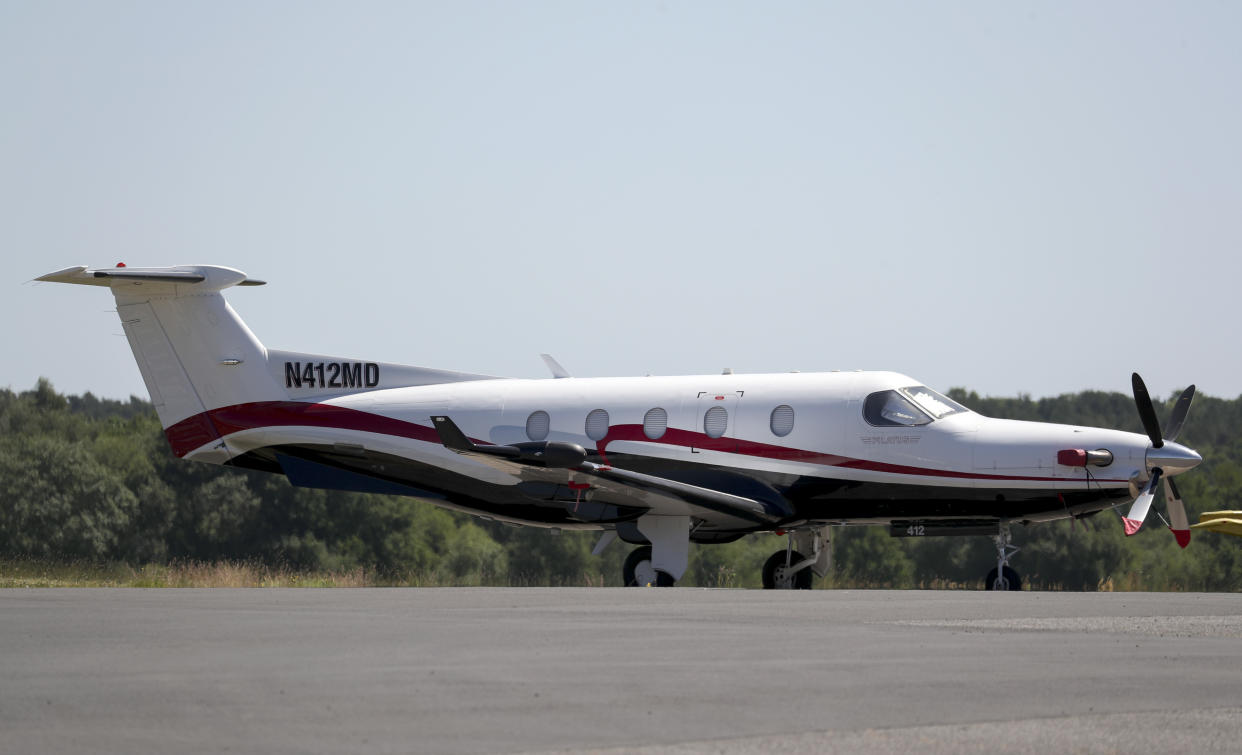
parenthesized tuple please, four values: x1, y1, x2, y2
(4, 2, 1240, 402)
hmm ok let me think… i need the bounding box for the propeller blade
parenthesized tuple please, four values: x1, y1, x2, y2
(1164, 385, 1196, 443)
(1123, 468, 1163, 536)
(1131, 373, 1164, 448)
(1165, 476, 1191, 548)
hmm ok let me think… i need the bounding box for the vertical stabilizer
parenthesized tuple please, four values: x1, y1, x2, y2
(38, 264, 499, 464)
(38, 265, 278, 463)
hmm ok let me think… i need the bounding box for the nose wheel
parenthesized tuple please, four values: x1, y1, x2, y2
(762, 549, 813, 589)
(761, 528, 829, 589)
(985, 522, 1022, 591)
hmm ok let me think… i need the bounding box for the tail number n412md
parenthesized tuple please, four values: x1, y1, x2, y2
(284, 361, 379, 389)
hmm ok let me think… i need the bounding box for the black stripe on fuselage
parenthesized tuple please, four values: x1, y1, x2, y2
(601, 451, 1132, 522)
(226, 445, 1131, 531)
(229, 445, 646, 527)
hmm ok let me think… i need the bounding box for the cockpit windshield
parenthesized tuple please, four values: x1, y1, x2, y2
(863, 386, 969, 427)
(902, 386, 968, 419)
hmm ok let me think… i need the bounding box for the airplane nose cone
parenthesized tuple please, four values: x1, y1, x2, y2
(1147, 441, 1202, 475)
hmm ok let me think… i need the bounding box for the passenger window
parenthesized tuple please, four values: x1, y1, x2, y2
(643, 408, 668, 440)
(526, 410, 550, 440)
(770, 405, 795, 437)
(585, 409, 610, 441)
(704, 406, 728, 438)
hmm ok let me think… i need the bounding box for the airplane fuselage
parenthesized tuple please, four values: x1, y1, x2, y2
(181, 370, 1147, 540)
(38, 264, 1202, 588)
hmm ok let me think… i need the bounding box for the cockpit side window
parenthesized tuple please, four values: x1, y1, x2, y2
(864, 390, 932, 427)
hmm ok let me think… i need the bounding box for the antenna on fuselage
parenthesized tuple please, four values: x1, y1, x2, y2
(540, 354, 571, 379)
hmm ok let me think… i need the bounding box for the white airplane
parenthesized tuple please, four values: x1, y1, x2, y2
(38, 264, 1204, 589)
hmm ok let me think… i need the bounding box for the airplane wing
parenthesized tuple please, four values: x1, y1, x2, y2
(574, 461, 787, 524)
(430, 415, 790, 527)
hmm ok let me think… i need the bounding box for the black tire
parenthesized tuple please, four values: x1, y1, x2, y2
(985, 565, 1022, 591)
(654, 570, 676, 587)
(762, 550, 813, 590)
(623, 546, 654, 586)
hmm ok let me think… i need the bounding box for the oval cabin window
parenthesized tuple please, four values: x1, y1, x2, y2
(526, 410, 550, 441)
(703, 406, 728, 438)
(770, 405, 795, 437)
(585, 409, 610, 441)
(643, 407, 668, 440)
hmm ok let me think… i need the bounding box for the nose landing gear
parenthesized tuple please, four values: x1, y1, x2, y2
(986, 521, 1022, 591)
(762, 548, 814, 589)
(761, 527, 831, 589)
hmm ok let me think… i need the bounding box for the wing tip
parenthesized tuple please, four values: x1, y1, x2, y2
(1122, 517, 1143, 536)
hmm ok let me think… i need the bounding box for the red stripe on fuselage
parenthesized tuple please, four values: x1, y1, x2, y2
(165, 402, 1130, 485)
(594, 424, 1129, 483)
(166, 401, 443, 457)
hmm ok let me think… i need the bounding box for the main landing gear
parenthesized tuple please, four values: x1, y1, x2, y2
(623, 546, 675, 587)
(615, 519, 832, 589)
(620, 514, 689, 587)
(986, 521, 1022, 591)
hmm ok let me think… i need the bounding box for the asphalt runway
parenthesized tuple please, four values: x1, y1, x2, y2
(2, 589, 1241, 754)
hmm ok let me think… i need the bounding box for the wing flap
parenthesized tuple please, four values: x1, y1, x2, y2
(575, 461, 788, 524)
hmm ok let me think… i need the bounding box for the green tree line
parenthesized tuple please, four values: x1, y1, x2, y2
(1, 379, 1239, 589)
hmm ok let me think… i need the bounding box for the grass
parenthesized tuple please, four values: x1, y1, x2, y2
(0, 558, 1176, 590)
(0, 558, 980, 589)
(0, 558, 612, 588)
(0, 558, 379, 588)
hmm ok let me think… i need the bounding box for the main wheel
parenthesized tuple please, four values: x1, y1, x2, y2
(985, 565, 1022, 591)
(762, 550, 813, 589)
(624, 546, 661, 587)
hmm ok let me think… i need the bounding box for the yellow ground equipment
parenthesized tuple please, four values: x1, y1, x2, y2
(1190, 511, 1242, 538)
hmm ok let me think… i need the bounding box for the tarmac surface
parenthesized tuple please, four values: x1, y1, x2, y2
(2, 588, 1241, 754)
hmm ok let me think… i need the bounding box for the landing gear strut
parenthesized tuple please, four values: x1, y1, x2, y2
(985, 521, 1022, 591)
(622, 514, 689, 587)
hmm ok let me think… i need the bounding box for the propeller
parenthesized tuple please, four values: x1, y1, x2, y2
(1165, 476, 1191, 548)
(1123, 374, 1198, 546)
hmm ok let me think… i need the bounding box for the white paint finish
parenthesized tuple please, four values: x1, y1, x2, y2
(42, 266, 1183, 539)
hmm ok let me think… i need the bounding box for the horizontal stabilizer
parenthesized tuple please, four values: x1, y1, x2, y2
(36, 265, 265, 291)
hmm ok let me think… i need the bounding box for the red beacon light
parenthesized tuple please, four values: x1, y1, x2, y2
(1057, 448, 1114, 467)
(116, 262, 126, 268)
